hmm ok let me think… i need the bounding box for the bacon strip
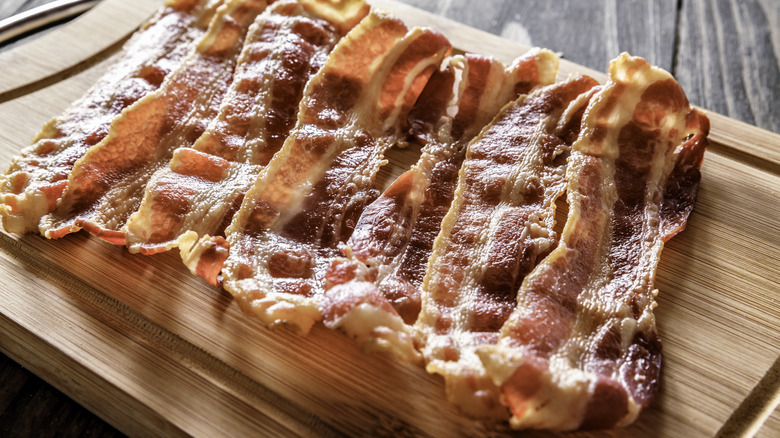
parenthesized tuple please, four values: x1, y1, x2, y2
(478, 54, 709, 430)
(416, 75, 600, 418)
(320, 50, 559, 363)
(0, 0, 223, 234)
(189, 12, 451, 333)
(38, 0, 271, 243)
(123, 0, 366, 257)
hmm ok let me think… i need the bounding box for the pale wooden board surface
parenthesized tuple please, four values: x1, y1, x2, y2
(676, 0, 780, 134)
(0, 0, 162, 98)
(761, 407, 780, 438)
(0, 0, 779, 436)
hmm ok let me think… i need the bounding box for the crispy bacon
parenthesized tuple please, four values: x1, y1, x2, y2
(320, 50, 560, 363)
(416, 75, 599, 418)
(0, 0, 709, 426)
(123, 0, 364, 257)
(478, 54, 709, 430)
(37, 0, 272, 243)
(188, 11, 451, 333)
(0, 0, 223, 234)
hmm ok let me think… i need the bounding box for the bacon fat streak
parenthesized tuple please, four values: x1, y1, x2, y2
(478, 54, 709, 430)
(123, 0, 362, 268)
(417, 74, 599, 418)
(197, 11, 451, 333)
(320, 50, 560, 364)
(0, 0, 710, 430)
(39, 0, 272, 243)
(0, 0, 223, 233)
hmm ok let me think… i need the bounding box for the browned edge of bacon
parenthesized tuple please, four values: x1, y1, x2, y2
(0, 0, 712, 428)
(319, 49, 560, 364)
(414, 74, 599, 419)
(123, 0, 363, 260)
(0, 0, 223, 234)
(477, 53, 710, 431)
(298, 0, 369, 35)
(199, 11, 451, 334)
(38, 0, 271, 244)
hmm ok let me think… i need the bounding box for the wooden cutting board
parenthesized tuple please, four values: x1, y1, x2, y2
(0, 0, 778, 436)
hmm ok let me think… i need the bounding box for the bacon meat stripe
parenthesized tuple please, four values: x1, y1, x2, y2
(0, 0, 224, 234)
(123, 0, 367, 269)
(0, 0, 713, 430)
(478, 54, 709, 430)
(320, 49, 559, 363)
(187, 11, 451, 334)
(415, 74, 600, 418)
(38, 0, 271, 243)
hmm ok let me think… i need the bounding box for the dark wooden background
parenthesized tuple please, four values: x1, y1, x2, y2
(1, 0, 778, 436)
(403, 0, 780, 134)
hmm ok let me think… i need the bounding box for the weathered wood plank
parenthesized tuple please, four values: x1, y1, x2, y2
(676, 0, 780, 133)
(398, 0, 780, 134)
(397, 0, 677, 75)
(0, 1, 778, 436)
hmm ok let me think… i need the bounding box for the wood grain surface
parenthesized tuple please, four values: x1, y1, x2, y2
(0, 0, 778, 436)
(402, 0, 780, 135)
(0, 0, 161, 97)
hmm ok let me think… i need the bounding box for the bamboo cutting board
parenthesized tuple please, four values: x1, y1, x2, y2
(0, 0, 778, 436)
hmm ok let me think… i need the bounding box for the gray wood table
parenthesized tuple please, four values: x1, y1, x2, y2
(0, 0, 778, 436)
(405, 0, 780, 134)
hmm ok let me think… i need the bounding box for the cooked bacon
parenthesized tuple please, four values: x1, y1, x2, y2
(0, 0, 223, 234)
(0, 0, 708, 426)
(38, 0, 272, 243)
(478, 54, 709, 430)
(123, 0, 364, 257)
(320, 49, 560, 363)
(186, 12, 451, 333)
(416, 75, 600, 418)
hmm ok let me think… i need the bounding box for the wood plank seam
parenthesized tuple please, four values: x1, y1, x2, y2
(369, 0, 780, 170)
(669, 0, 683, 76)
(5, 0, 776, 171)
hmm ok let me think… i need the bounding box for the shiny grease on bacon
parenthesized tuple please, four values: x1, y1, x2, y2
(417, 75, 600, 418)
(0, 0, 711, 429)
(0, 0, 224, 234)
(194, 11, 451, 334)
(123, 0, 366, 269)
(478, 54, 709, 430)
(38, 0, 271, 244)
(320, 49, 560, 363)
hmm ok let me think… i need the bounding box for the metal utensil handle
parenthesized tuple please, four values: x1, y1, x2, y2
(0, 0, 101, 45)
